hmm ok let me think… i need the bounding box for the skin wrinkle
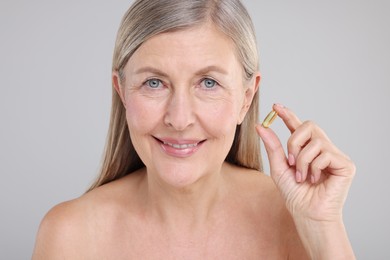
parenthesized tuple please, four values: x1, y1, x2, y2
(31, 0, 356, 257)
(123, 72, 240, 111)
(116, 23, 253, 196)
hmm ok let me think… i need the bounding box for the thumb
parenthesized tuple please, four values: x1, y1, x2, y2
(256, 124, 290, 182)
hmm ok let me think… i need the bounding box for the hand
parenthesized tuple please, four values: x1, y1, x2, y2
(256, 104, 356, 223)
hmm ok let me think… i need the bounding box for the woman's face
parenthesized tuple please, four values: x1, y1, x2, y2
(115, 23, 258, 187)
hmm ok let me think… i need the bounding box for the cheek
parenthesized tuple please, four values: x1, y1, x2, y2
(125, 96, 162, 132)
(203, 93, 242, 121)
(197, 99, 240, 135)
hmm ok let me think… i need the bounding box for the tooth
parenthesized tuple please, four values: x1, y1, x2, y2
(162, 141, 199, 149)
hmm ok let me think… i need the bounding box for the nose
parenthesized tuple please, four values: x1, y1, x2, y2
(164, 89, 195, 131)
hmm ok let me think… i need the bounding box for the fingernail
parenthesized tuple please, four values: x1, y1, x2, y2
(274, 103, 285, 108)
(296, 171, 302, 183)
(288, 154, 295, 166)
(256, 124, 265, 134)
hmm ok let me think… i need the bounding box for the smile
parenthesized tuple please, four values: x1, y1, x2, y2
(162, 141, 198, 149)
(153, 137, 205, 157)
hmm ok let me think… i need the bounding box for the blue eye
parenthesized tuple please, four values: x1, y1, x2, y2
(202, 78, 217, 89)
(146, 79, 162, 89)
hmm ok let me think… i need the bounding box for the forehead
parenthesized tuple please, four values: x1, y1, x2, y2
(125, 23, 242, 73)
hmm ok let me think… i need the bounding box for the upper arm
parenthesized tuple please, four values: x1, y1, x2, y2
(32, 200, 84, 259)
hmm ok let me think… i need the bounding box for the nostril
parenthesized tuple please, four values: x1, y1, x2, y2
(164, 103, 195, 130)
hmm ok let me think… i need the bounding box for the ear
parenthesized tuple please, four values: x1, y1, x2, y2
(112, 71, 126, 106)
(238, 72, 261, 124)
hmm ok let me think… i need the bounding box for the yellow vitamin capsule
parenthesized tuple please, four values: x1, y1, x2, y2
(262, 110, 278, 128)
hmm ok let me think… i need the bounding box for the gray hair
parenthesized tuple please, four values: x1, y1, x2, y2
(114, 0, 259, 80)
(88, 0, 262, 191)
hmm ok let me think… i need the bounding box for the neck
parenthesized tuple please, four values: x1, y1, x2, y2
(141, 163, 229, 231)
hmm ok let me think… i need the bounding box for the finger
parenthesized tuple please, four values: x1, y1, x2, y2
(256, 124, 290, 183)
(287, 121, 314, 168)
(287, 121, 331, 168)
(272, 104, 302, 133)
(295, 138, 322, 183)
(310, 152, 332, 183)
(310, 149, 357, 184)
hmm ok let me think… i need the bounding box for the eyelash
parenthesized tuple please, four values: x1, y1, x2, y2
(200, 78, 219, 90)
(141, 77, 221, 91)
(142, 78, 164, 89)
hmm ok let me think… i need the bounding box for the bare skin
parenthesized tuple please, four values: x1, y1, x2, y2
(33, 163, 308, 259)
(33, 23, 355, 259)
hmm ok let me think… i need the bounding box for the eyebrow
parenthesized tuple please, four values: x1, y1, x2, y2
(134, 67, 169, 77)
(194, 65, 228, 76)
(134, 65, 228, 77)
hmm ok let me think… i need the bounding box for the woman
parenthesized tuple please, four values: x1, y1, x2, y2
(33, 0, 355, 259)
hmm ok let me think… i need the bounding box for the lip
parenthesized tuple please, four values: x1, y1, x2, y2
(153, 137, 205, 158)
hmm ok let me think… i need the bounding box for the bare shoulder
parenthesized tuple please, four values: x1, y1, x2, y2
(32, 171, 144, 259)
(32, 197, 88, 259)
(224, 163, 309, 259)
(224, 162, 280, 202)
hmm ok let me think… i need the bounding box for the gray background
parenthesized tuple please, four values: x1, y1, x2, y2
(1, 0, 389, 259)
